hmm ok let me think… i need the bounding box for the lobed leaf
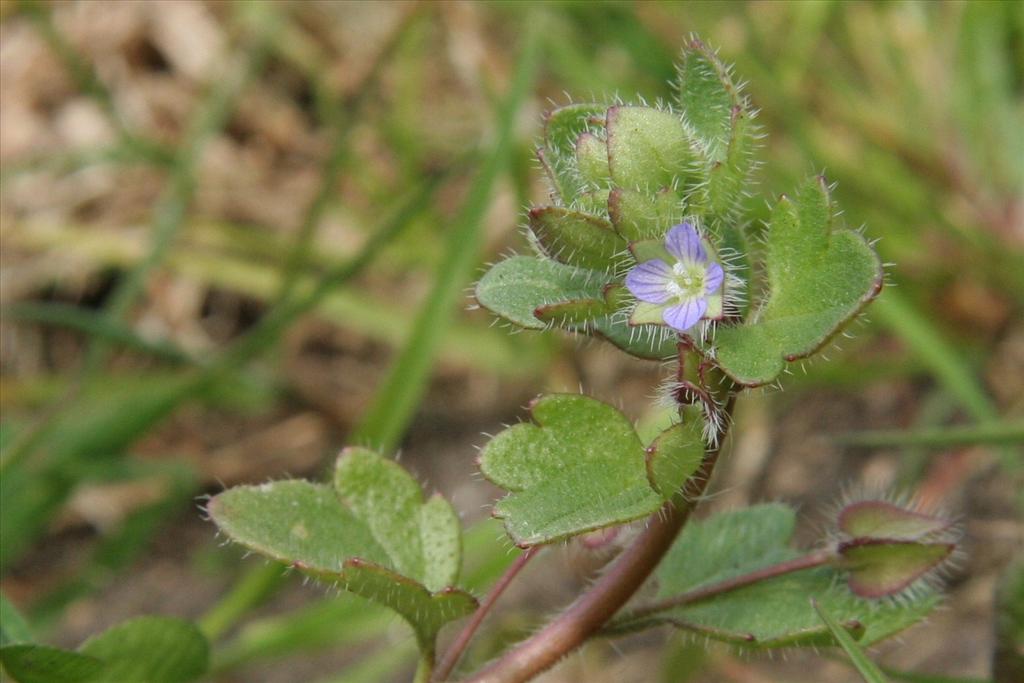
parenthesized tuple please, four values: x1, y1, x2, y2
(207, 448, 475, 649)
(644, 505, 939, 648)
(713, 177, 883, 385)
(479, 394, 704, 546)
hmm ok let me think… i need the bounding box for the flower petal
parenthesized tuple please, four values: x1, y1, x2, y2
(662, 297, 707, 332)
(665, 222, 706, 264)
(704, 262, 724, 295)
(625, 259, 673, 304)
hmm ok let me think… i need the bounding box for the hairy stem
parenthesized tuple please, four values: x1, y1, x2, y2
(434, 547, 540, 682)
(461, 397, 736, 683)
(609, 549, 834, 628)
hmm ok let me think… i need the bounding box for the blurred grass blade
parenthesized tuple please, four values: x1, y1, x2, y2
(2, 303, 193, 365)
(83, 3, 279, 375)
(350, 18, 541, 453)
(1, 593, 33, 646)
(275, 5, 422, 303)
(872, 289, 995, 422)
(812, 599, 888, 683)
(839, 421, 1024, 449)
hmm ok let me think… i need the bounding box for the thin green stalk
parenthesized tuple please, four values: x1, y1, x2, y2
(2, 303, 194, 364)
(607, 550, 834, 631)
(839, 421, 1024, 450)
(872, 289, 1017, 472)
(350, 19, 542, 454)
(199, 564, 287, 641)
(813, 599, 889, 683)
(415, 651, 435, 683)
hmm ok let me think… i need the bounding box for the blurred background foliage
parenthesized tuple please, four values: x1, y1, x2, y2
(0, 1, 1020, 682)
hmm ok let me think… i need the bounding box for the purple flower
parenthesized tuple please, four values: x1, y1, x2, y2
(624, 222, 724, 333)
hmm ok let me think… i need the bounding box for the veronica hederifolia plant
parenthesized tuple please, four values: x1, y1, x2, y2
(206, 38, 955, 683)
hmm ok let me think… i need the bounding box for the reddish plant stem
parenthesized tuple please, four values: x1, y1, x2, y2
(461, 396, 735, 683)
(433, 547, 540, 682)
(611, 549, 835, 627)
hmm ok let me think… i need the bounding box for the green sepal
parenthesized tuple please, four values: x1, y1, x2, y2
(675, 38, 757, 273)
(576, 188, 611, 216)
(713, 177, 883, 385)
(591, 315, 679, 360)
(606, 106, 696, 191)
(479, 394, 704, 546)
(839, 539, 954, 599)
(528, 206, 626, 271)
(628, 238, 672, 264)
(608, 186, 686, 242)
(541, 103, 608, 203)
(837, 501, 953, 541)
(646, 421, 706, 497)
(207, 448, 476, 650)
(576, 132, 610, 186)
(534, 298, 612, 325)
(630, 301, 667, 326)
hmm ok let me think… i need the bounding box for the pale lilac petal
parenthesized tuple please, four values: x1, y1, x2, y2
(625, 259, 673, 304)
(662, 298, 707, 332)
(665, 222, 706, 264)
(704, 262, 724, 295)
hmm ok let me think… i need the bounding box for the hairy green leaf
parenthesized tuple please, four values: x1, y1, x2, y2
(646, 505, 939, 648)
(207, 448, 475, 649)
(713, 177, 883, 385)
(475, 255, 612, 330)
(479, 394, 704, 546)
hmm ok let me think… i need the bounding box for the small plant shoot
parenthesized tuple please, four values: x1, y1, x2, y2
(198, 37, 953, 683)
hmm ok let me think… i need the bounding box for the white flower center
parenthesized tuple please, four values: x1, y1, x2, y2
(666, 261, 704, 300)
